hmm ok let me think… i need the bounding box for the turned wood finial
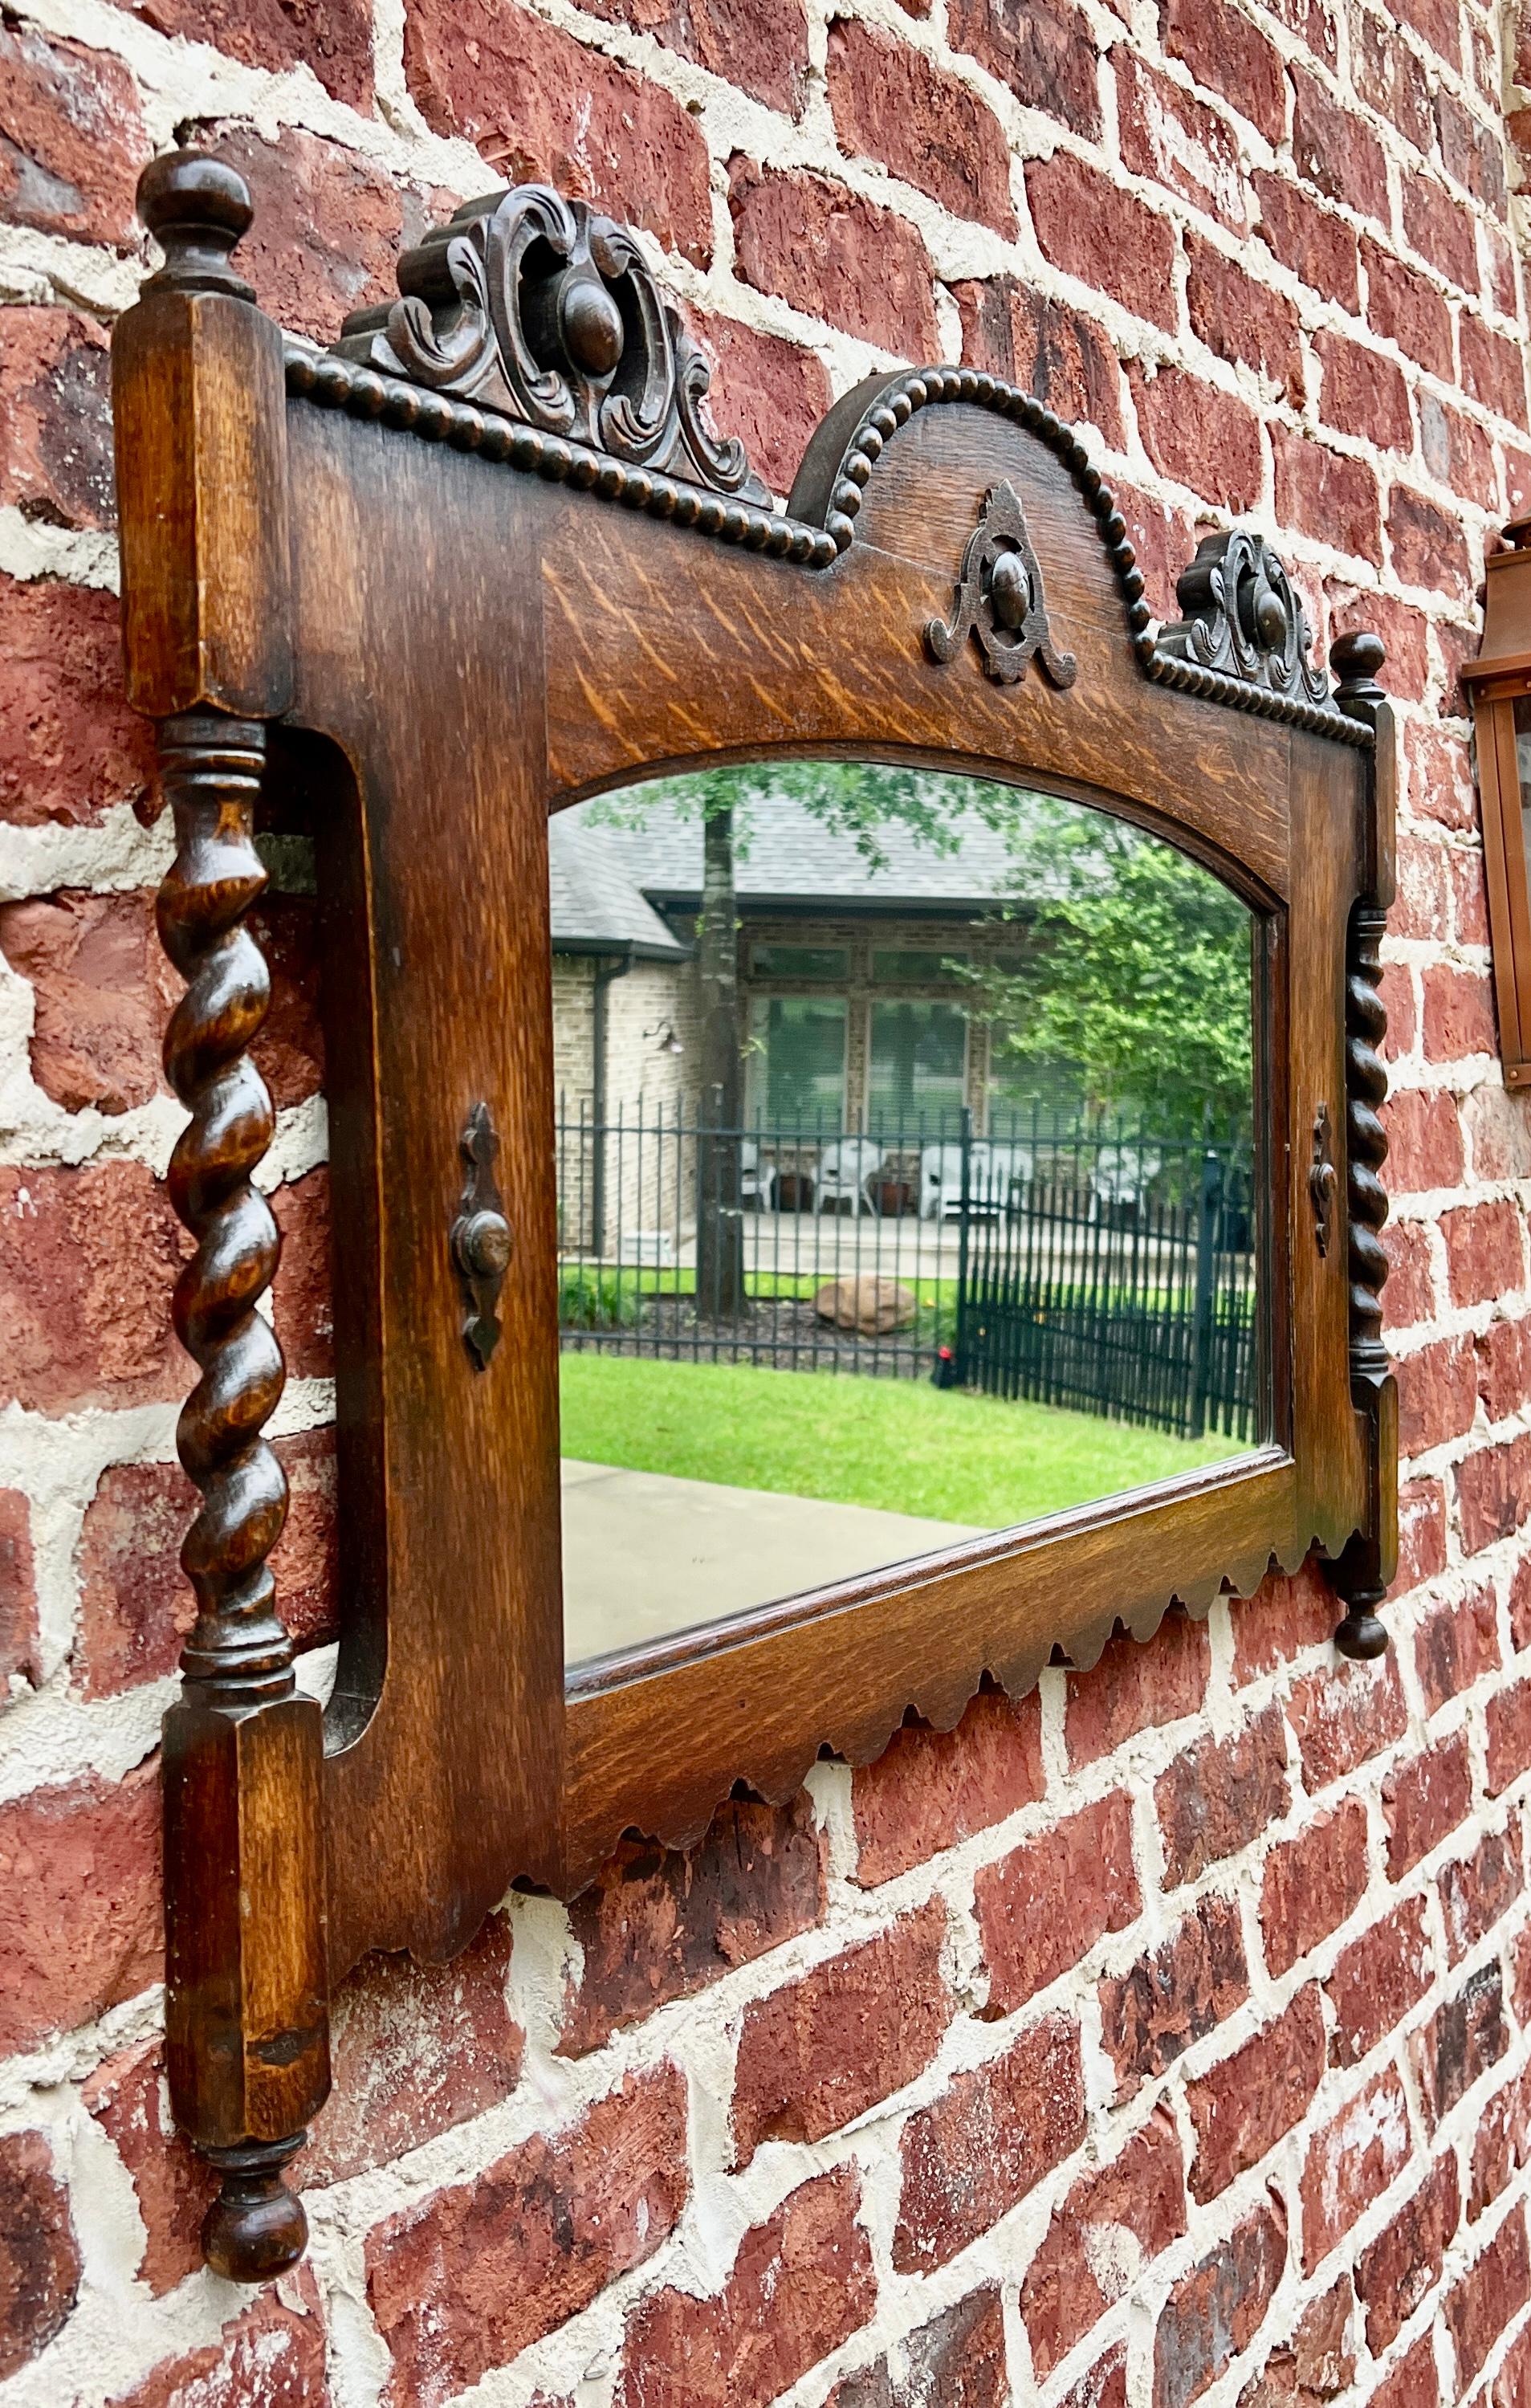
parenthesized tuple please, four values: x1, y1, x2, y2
(138, 149, 256, 299)
(1330, 629, 1387, 723)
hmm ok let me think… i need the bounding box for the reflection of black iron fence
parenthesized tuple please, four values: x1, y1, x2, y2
(554, 1097, 1259, 1437)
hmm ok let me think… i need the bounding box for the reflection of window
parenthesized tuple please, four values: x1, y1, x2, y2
(871, 947, 968, 983)
(750, 944, 849, 981)
(747, 995, 848, 1124)
(869, 1000, 967, 1132)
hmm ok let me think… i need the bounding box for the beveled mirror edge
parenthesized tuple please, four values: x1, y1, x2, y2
(112, 150, 1398, 2280)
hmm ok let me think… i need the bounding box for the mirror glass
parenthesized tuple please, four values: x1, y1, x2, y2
(552, 763, 1264, 1671)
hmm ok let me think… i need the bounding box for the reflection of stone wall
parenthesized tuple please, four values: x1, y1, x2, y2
(554, 957, 699, 1253)
(6, 0, 1531, 2398)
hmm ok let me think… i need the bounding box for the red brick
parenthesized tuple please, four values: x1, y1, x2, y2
(1488, 1682, 1531, 1795)
(1099, 1893, 1248, 2096)
(1236, 2276, 1355, 2407)
(1157, 1704, 1289, 1889)
(1468, 2067, 1531, 2222)
(1421, 389, 1496, 510)
(1186, 1987, 1325, 2203)
(1230, 1558, 1334, 1682)
(1445, 2206, 1531, 2387)
(1439, 1819, 1524, 1962)
(1351, 10, 1432, 153)
(1025, 149, 1178, 331)
(1110, 473, 1199, 621)
(195, 124, 409, 349)
(1253, 173, 1359, 310)
(0, 1489, 39, 1690)
(1061, 2348, 1129, 2408)
(1388, 484, 1473, 601)
(1385, 1730, 1473, 1877)
(1067, 1608, 1209, 1764)
(367, 2067, 688, 2407)
(1451, 845, 1492, 946)
(1416, 1585, 1501, 1716)
(1392, 834, 1451, 945)
(1411, 1959, 1508, 2131)
(1482, 215, 1518, 319)
(947, 0, 1101, 137)
(561, 1792, 824, 2051)
(1404, 169, 1477, 291)
(695, 316, 829, 502)
(1021, 2109, 1186, 2377)
(105, 2272, 327, 2408)
(299, 1915, 522, 2186)
(132, 0, 373, 105)
(975, 1791, 1139, 2014)
(1383, 1088, 1464, 1193)
(1444, 1201, 1526, 1308)
(898, 2289, 1007, 2407)
(0, 1162, 190, 1414)
(1162, 0, 1285, 141)
(0, 1766, 160, 2055)
(580, 0, 807, 113)
(955, 279, 1126, 446)
(1437, 89, 1509, 215)
(1118, 52, 1248, 230)
(894, 2016, 1084, 2272)
(1264, 0, 1338, 64)
(0, 577, 157, 830)
(731, 1901, 949, 2166)
(1327, 587, 1428, 706)
(1423, 968, 1498, 1068)
(1383, 1225, 1435, 1335)
(1468, 1259, 1523, 1424)
(1301, 2062, 1412, 2273)
(853, 1685, 1042, 1886)
(1288, 1655, 1407, 1790)
(0, 308, 112, 534)
(1154, 2198, 1286, 2408)
(1187, 238, 1301, 401)
(406, 0, 712, 268)
(1462, 312, 1530, 428)
(73, 1431, 333, 1700)
(1515, 1921, 1531, 2023)
(827, 18, 1013, 232)
(1395, 1474, 1449, 1591)
(0, 890, 172, 1116)
(84, 2040, 212, 2297)
(1368, 2337, 1439, 2408)
(1356, 2153, 1461, 2349)
(1313, 328, 1412, 450)
(1260, 1798, 1369, 1978)
(614, 2168, 873, 2408)
(0, 22, 147, 248)
(1492, 2321, 1531, 2408)
(1367, 244, 1454, 380)
(1459, 1435, 1531, 1555)
(1130, 364, 1264, 512)
(1325, 1896, 1433, 2068)
(271, 1167, 333, 1383)
(728, 158, 937, 356)
(1272, 431, 1380, 564)
(1292, 67, 1388, 218)
(1396, 1333, 1478, 1457)
(0, 2132, 78, 2381)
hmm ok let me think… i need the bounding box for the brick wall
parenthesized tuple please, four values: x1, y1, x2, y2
(3, 0, 1531, 2401)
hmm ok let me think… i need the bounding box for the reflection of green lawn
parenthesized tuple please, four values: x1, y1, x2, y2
(560, 1352, 1258, 1529)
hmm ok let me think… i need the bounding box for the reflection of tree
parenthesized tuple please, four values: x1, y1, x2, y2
(964, 797, 1255, 1134)
(593, 763, 1012, 1317)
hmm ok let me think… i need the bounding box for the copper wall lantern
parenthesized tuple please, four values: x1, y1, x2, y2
(1464, 517, 1531, 1087)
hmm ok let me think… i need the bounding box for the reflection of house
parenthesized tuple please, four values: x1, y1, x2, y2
(549, 791, 1046, 1135)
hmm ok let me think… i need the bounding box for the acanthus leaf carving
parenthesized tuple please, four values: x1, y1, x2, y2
(925, 480, 1077, 689)
(1158, 530, 1337, 715)
(332, 184, 771, 507)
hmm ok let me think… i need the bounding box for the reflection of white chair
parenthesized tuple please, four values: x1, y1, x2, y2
(739, 1140, 776, 1210)
(1089, 1146, 1161, 1220)
(920, 1140, 991, 1220)
(980, 1143, 1033, 1212)
(814, 1137, 884, 1215)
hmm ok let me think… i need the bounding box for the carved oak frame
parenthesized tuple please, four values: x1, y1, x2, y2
(111, 154, 1398, 2280)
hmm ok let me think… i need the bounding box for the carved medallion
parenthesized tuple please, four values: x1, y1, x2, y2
(926, 481, 1077, 687)
(1158, 530, 1333, 711)
(333, 184, 770, 507)
(451, 1103, 513, 1370)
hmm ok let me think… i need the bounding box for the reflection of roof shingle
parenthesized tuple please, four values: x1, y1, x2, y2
(551, 787, 1034, 936)
(548, 810, 691, 958)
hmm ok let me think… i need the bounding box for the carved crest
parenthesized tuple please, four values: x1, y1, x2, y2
(332, 184, 770, 506)
(1158, 530, 1334, 712)
(925, 481, 1077, 688)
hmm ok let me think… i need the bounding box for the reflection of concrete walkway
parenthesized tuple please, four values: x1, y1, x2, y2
(562, 1459, 987, 1665)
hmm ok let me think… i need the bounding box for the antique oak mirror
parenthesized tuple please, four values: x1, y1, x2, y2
(112, 153, 1398, 2280)
(1464, 514, 1531, 1086)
